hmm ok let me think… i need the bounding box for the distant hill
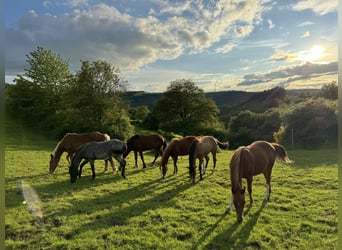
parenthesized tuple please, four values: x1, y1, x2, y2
(124, 88, 320, 111)
(124, 90, 255, 109)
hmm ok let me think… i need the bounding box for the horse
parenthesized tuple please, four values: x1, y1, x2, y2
(160, 136, 198, 178)
(226, 140, 293, 222)
(188, 136, 229, 183)
(123, 134, 167, 169)
(49, 131, 114, 173)
(68, 139, 127, 183)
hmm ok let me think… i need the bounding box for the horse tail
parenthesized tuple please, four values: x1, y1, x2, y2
(189, 140, 198, 169)
(272, 143, 293, 163)
(216, 139, 229, 150)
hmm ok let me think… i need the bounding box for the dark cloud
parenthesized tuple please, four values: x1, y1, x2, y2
(237, 61, 337, 86)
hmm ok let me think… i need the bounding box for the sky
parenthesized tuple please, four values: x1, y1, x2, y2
(5, 0, 338, 92)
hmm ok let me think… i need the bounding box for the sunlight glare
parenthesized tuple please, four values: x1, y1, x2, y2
(299, 45, 325, 62)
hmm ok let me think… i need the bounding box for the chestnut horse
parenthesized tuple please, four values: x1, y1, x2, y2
(160, 136, 198, 178)
(227, 140, 293, 222)
(123, 134, 167, 169)
(189, 136, 229, 183)
(49, 131, 113, 173)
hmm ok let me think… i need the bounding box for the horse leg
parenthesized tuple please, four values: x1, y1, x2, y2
(172, 156, 178, 174)
(79, 159, 89, 178)
(226, 196, 233, 212)
(151, 150, 159, 166)
(66, 153, 73, 165)
(113, 154, 126, 178)
(104, 160, 108, 172)
(108, 157, 116, 173)
(203, 155, 209, 175)
(247, 177, 253, 208)
(133, 151, 138, 168)
(139, 151, 147, 168)
(212, 152, 217, 173)
(199, 158, 203, 180)
(90, 160, 96, 180)
(264, 172, 272, 201)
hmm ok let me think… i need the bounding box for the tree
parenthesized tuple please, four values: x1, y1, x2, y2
(152, 79, 224, 135)
(60, 60, 133, 139)
(318, 81, 338, 100)
(6, 47, 70, 132)
(277, 98, 337, 149)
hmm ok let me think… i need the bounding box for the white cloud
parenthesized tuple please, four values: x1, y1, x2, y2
(292, 0, 337, 15)
(6, 0, 268, 75)
(267, 19, 275, 29)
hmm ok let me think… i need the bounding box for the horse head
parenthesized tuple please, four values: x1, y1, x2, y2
(49, 154, 58, 174)
(68, 164, 78, 183)
(160, 163, 167, 179)
(232, 186, 246, 222)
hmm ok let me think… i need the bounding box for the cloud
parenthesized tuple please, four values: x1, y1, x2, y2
(267, 19, 275, 29)
(237, 61, 337, 87)
(6, 1, 268, 74)
(301, 31, 310, 38)
(292, 0, 337, 15)
(270, 51, 297, 62)
(297, 21, 315, 27)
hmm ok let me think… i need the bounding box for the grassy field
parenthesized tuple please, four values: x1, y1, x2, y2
(5, 120, 338, 249)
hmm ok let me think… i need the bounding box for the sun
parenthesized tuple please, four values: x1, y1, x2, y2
(309, 45, 325, 60)
(299, 45, 325, 62)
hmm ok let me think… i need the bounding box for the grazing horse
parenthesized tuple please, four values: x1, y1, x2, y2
(189, 136, 229, 183)
(69, 139, 127, 183)
(160, 136, 198, 178)
(227, 140, 293, 222)
(123, 134, 167, 168)
(49, 131, 114, 173)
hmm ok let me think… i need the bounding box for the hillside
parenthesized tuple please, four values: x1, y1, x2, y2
(124, 88, 319, 110)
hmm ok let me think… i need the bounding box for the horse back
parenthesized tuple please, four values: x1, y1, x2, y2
(62, 131, 108, 152)
(127, 134, 165, 150)
(247, 141, 276, 173)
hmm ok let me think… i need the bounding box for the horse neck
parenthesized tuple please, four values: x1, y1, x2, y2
(70, 150, 82, 169)
(230, 148, 246, 189)
(52, 141, 65, 162)
(161, 145, 172, 166)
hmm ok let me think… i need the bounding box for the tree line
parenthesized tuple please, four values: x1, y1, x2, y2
(5, 47, 338, 149)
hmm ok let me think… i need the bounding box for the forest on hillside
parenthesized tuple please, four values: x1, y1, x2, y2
(5, 47, 338, 149)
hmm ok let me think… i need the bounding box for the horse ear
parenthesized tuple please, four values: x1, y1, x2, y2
(241, 187, 246, 194)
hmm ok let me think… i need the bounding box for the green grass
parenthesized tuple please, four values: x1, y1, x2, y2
(5, 120, 338, 249)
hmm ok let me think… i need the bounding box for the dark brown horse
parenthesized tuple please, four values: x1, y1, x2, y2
(49, 131, 114, 173)
(227, 140, 293, 222)
(123, 134, 167, 168)
(160, 136, 198, 178)
(189, 136, 229, 183)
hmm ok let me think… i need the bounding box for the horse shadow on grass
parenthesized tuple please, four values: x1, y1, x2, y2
(202, 201, 267, 249)
(44, 172, 192, 235)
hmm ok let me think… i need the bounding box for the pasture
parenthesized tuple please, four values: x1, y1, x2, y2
(5, 123, 338, 249)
